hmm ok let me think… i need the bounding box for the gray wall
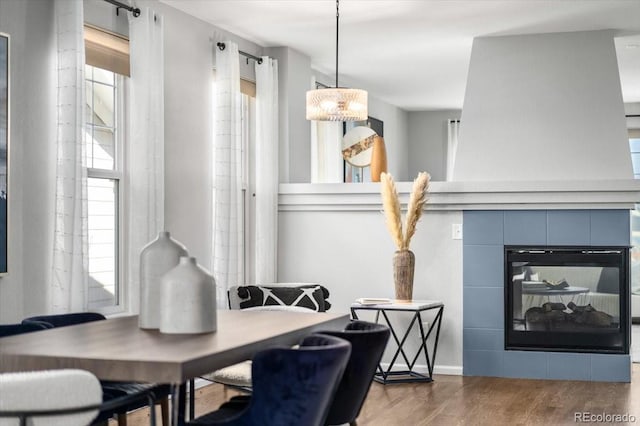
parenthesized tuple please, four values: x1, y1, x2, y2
(408, 110, 461, 181)
(266, 47, 312, 184)
(0, 0, 56, 322)
(368, 95, 410, 181)
(278, 208, 463, 373)
(84, 0, 128, 36)
(152, 1, 264, 272)
(454, 30, 632, 181)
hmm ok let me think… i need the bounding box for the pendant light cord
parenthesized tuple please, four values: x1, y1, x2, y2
(335, 0, 339, 88)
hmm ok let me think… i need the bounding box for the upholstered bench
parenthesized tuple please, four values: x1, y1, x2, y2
(202, 283, 330, 392)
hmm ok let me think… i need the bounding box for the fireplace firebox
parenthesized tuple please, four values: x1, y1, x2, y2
(505, 246, 629, 354)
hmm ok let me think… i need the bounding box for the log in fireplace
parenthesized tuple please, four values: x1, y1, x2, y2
(505, 247, 630, 354)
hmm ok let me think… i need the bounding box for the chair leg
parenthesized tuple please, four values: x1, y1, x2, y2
(117, 413, 127, 426)
(160, 397, 170, 426)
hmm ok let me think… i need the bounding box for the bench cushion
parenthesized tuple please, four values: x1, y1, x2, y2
(230, 284, 330, 312)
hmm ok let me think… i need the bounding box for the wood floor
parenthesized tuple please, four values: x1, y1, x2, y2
(115, 364, 640, 426)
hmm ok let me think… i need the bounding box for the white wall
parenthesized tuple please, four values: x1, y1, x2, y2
(278, 208, 463, 373)
(453, 30, 633, 182)
(0, 0, 56, 322)
(408, 110, 461, 181)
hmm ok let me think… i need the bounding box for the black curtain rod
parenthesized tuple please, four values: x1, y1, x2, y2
(103, 0, 141, 18)
(217, 42, 263, 64)
(627, 115, 640, 118)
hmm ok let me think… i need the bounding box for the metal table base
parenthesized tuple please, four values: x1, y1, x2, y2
(351, 300, 444, 384)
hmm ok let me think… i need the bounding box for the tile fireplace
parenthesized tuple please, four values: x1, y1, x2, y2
(463, 209, 632, 382)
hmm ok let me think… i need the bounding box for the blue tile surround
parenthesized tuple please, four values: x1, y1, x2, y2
(462, 210, 631, 382)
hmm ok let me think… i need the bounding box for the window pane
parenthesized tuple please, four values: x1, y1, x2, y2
(92, 83, 114, 128)
(85, 80, 93, 125)
(85, 64, 93, 80)
(89, 127, 115, 170)
(87, 177, 117, 309)
(629, 138, 640, 153)
(632, 153, 640, 174)
(92, 66, 114, 85)
(85, 65, 116, 171)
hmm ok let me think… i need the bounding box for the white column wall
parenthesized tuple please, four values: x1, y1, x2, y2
(453, 30, 632, 182)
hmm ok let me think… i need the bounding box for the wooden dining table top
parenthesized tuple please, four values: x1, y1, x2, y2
(0, 310, 349, 384)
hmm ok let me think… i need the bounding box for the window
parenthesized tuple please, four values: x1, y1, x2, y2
(85, 64, 124, 311)
(212, 71, 257, 284)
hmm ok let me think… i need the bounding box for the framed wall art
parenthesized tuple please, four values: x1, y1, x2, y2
(0, 33, 8, 274)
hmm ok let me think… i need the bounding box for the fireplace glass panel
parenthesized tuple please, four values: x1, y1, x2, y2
(506, 247, 629, 353)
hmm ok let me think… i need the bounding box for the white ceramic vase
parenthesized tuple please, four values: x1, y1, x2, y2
(159, 256, 217, 334)
(139, 231, 188, 329)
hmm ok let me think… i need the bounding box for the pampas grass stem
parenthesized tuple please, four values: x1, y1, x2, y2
(380, 171, 430, 251)
(380, 172, 403, 250)
(403, 172, 430, 249)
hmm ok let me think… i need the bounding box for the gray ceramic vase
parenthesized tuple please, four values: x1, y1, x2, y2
(159, 256, 217, 334)
(139, 231, 188, 329)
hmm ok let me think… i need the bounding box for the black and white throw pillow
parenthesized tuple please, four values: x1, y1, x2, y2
(237, 285, 330, 312)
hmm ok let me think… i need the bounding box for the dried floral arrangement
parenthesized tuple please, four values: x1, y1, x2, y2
(380, 172, 430, 251)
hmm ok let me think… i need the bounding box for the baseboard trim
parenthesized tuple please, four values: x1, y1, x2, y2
(379, 362, 462, 376)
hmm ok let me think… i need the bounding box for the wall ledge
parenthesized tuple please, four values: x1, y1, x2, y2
(279, 180, 640, 211)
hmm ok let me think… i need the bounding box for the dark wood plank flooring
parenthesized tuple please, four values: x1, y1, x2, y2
(116, 364, 640, 426)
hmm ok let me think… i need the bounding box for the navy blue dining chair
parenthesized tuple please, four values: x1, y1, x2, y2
(0, 322, 49, 337)
(188, 333, 351, 426)
(21, 312, 171, 426)
(205, 321, 390, 426)
(317, 320, 390, 426)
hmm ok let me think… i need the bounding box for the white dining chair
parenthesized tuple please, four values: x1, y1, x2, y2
(0, 369, 102, 426)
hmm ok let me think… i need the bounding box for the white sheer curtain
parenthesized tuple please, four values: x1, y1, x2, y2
(127, 7, 165, 313)
(311, 121, 342, 183)
(50, 0, 88, 313)
(255, 57, 278, 283)
(446, 119, 460, 181)
(213, 41, 243, 308)
(310, 76, 342, 183)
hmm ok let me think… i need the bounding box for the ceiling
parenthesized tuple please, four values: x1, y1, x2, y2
(160, 0, 640, 111)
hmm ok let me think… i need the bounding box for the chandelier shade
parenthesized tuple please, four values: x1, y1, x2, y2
(306, 87, 368, 121)
(306, 0, 368, 121)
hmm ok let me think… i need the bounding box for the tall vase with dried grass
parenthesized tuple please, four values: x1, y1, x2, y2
(381, 172, 430, 302)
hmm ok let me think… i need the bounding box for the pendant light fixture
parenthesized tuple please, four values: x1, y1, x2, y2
(306, 0, 368, 121)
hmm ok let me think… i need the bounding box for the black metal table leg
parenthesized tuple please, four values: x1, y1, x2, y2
(189, 379, 195, 420)
(171, 383, 187, 426)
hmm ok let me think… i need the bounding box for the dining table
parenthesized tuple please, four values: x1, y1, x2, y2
(0, 310, 350, 425)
